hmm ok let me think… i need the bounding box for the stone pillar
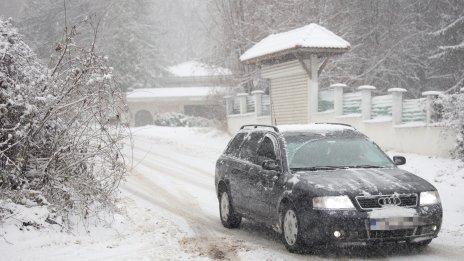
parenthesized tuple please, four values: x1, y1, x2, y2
(332, 83, 348, 116)
(237, 93, 248, 114)
(252, 90, 264, 116)
(358, 85, 376, 120)
(388, 88, 407, 125)
(308, 54, 319, 122)
(422, 91, 441, 125)
(224, 95, 233, 115)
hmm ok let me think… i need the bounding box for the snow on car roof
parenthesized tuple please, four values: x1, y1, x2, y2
(278, 123, 355, 134)
(126, 87, 226, 100)
(240, 23, 350, 62)
(167, 61, 231, 77)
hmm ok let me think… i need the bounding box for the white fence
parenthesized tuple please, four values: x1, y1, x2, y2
(226, 84, 455, 157)
(312, 84, 453, 157)
(225, 90, 272, 133)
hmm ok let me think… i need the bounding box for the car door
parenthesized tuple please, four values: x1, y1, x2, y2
(256, 134, 285, 219)
(223, 132, 247, 211)
(229, 131, 264, 215)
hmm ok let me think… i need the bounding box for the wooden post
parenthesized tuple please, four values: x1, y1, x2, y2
(224, 95, 233, 115)
(358, 85, 376, 120)
(237, 93, 248, 114)
(332, 83, 348, 116)
(388, 88, 407, 125)
(422, 91, 441, 125)
(252, 90, 264, 117)
(308, 54, 319, 122)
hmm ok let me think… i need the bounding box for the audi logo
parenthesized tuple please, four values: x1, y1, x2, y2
(378, 195, 402, 206)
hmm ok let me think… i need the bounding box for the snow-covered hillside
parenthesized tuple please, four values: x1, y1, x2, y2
(1, 126, 464, 260)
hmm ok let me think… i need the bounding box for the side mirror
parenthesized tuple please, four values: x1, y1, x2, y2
(262, 159, 280, 171)
(393, 156, 406, 165)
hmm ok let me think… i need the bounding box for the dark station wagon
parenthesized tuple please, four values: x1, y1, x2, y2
(215, 123, 442, 252)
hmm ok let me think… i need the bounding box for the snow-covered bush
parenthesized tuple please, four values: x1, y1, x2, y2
(153, 112, 219, 128)
(434, 93, 464, 160)
(1, 18, 127, 228)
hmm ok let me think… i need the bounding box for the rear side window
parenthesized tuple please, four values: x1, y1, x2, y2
(224, 133, 246, 156)
(238, 132, 264, 163)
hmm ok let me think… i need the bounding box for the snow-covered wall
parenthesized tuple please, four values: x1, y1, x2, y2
(311, 112, 454, 157)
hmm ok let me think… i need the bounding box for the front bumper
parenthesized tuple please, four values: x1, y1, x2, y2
(298, 204, 442, 246)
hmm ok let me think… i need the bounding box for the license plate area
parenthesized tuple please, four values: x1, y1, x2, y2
(369, 217, 421, 230)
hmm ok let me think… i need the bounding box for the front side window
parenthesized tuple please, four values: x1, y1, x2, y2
(256, 136, 277, 166)
(238, 132, 264, 162)
(284, 134, 395, 170)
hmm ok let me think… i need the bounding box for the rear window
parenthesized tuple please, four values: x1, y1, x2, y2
(224, 133, 246, 156)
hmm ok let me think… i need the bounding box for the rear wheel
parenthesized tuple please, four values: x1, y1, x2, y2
(219, 191, 241, 228)
(282, 205, 306, 253)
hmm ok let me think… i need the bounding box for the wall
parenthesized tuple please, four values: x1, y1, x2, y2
(227, 114, 271, 134)
(312, 112, 454, 157)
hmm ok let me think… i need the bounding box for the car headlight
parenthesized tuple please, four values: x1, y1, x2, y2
(312, 196, 355, 209)
(420, 191, 440, 205)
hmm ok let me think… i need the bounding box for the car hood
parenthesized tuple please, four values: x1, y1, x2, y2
(291, 167, 435, 196)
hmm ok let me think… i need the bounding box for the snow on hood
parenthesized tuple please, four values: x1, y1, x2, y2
(293, 168, 435, 195)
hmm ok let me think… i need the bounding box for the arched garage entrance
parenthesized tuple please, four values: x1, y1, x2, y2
(134, 110, 153, 127)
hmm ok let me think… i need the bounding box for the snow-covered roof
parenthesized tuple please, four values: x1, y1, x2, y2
(240, 23, 350, 63)
(167, 61, 231, 77)
(126, 87, 226, 101)
(278, 123, 355, 134)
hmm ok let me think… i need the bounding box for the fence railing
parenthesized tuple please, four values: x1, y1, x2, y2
(318, 89, 334, 112)
(261, 95, 271, 116)
(326, 84, 441, 125)
(371, 94, 392, 118)
(402, 98, 426, 123)
(225, 84, 442, 126)
(246, 95, 255, 113)
(225, 91, 271, 116)
(342, 92, 362, 115)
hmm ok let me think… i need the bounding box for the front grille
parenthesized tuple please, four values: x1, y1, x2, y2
(356, 194, 418, 209)
(369, 229, 415, 239)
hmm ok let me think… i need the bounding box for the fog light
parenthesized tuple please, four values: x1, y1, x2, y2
(432, 225, 437, 231)
(334, 230, 341, 238)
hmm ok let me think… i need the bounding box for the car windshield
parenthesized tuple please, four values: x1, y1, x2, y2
(284, 134, 395, 171)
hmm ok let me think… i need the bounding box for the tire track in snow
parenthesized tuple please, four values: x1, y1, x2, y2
(129, 148, 212, 191)
(132, 136, 215, 177)
(122, 159, 221, 238)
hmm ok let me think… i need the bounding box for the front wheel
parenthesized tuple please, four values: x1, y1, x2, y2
(219, 191, 241, 228)
(282, 205, 306, 253)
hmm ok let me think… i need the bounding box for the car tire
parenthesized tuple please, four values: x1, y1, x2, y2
(282, 205, 306, 253)
(219, 190, 241, 228)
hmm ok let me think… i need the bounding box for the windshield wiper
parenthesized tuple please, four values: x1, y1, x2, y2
(343, 165, 384, 169)
(291, 166, 338, 171)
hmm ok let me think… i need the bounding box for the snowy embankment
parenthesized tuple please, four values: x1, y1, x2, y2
(1, 126, 464, 260)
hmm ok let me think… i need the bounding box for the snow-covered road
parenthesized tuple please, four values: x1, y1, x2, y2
(119, 126, 464, 260)
(2, 126, 464, 260)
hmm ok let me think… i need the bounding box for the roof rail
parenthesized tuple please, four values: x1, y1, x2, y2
(240, 124, 279, 132)
(314, 122, 355, 129)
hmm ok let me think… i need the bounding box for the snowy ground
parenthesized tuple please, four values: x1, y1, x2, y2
(1, 126, 464, 260)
